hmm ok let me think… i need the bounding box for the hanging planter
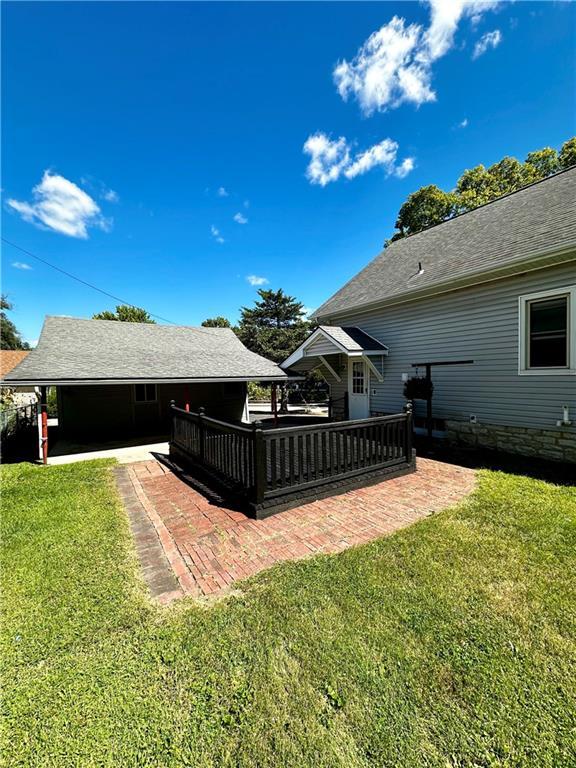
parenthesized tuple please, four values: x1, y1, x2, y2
(403, 376, 434, 401)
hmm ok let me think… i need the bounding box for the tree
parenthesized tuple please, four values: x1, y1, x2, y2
(525, 147, 559, 179)
(392, 185, 458, 241)
(236, 289, 312, 412)
(201, 316, 231, 328)
(0, 296, 30, 350)
(559, 137, 576, 169)
(487, 156, 537, 196)
(455, 165, 502, 210)
(386, 136, 575, 243)
(92, 304, 155, 323)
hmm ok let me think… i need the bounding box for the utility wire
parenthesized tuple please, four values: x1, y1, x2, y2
(1, 236, 179, 325)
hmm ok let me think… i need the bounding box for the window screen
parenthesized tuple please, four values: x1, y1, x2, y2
(528, 296, 568, 368)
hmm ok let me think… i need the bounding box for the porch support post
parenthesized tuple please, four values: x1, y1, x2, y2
(40, 385, 48, 465)
(271, 382, 278, 426)
(318, 356, 341, 383)
(364, 355, 384, 382)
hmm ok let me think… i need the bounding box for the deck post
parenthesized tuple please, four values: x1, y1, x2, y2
(169, 400, 175, 443)
(252, 420, 266, 505)
(198, 406, 206, 464)
(403, 401, 413, 462)
(425, 364, 433, 439)
(344, 391, 349, 420)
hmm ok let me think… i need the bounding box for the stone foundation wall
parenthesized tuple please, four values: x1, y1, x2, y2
(446, 420, 576, 464)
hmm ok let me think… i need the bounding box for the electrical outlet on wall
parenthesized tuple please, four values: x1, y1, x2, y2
(470, 414, 477, 424)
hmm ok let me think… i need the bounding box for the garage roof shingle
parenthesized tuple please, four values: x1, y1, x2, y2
(3, 316, 288, 384)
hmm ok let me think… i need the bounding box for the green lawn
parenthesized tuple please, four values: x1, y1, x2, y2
(2, 460, 575, 767)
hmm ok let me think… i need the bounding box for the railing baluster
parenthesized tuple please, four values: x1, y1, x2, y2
(289, 435, 295, 485)
(270, 437, 277, 489)
(279, 437, 286, 487)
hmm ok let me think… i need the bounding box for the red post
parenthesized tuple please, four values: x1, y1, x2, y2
(40, 386, 48, 464)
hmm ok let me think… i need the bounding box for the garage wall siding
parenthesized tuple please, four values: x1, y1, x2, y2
(58, 381, 248, 437)
(318, 261, 576, 432)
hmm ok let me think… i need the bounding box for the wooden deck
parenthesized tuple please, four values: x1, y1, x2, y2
(170, 406, 416, 517)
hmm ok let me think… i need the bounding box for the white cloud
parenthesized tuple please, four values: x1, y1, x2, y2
(7, 171, 110, 238)
(26, 339, 38, 348)
(394, 157, 415, 179)
(300, 306, 315, 318)
(458, 117, 469, 128)
(303, 133, 414, 186)
(211, 224, 225, 244)
(11, 261, 32, 270)
(472, 29, 502, 59)
(233, 212, 248, 224)
(246, 275, 268, 286)
(102, 188, 119, 203)
(333, 1, 500, 115)
(217, 186, 229, 197)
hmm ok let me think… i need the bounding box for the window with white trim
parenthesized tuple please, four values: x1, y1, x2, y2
(134, 383, 157, 402)
(519, 286, 576, 374)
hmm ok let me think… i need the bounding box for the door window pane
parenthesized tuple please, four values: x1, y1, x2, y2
(528, 296, 568, 368)
(135, 383, 157, 402)
(352, 362, 365, 394)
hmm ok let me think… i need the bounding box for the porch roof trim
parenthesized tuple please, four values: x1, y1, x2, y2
(281, 326, 388, 371)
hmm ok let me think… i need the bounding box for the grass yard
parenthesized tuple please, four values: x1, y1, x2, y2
(2, 460, 575, 767)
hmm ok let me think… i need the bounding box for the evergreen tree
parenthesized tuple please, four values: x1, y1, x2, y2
(237, 289, 312, 412)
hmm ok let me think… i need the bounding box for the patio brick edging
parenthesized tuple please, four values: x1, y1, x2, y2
(114, 465, 195, 603)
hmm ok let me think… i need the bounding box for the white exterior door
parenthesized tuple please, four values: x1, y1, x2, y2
(348, 359, 369, 420)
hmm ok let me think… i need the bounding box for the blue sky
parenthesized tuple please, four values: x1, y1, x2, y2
(2, 1, 575, 344)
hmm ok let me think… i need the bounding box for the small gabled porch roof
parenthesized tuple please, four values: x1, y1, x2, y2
(281, 326, 388, 380)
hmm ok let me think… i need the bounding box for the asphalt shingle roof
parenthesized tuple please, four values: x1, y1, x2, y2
(315, 167, 576, 319)
(320, 326, 388, 352)
(3, 316, 288, 384)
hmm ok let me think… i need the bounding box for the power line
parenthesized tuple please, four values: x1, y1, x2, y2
(2, 236, 178, 325)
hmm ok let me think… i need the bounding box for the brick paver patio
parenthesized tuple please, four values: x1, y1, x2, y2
(117, 457, 476, 603)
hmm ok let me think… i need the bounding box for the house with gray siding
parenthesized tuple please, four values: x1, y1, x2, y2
(282, 167, 576, 463)
(3, 316, 288, 443)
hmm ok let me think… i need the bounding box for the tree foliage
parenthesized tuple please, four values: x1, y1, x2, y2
(0, 296, 30, 350)
(559, 137, 576, 169)
(388, 136, 575, 243)
(393, 186, 458, 239)
(92, 305, 155, 323)
(201, 316, 231, 328)
(236, 289, 311, 364)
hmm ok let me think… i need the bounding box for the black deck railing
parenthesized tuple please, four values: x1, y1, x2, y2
(170, 404, 414, 515)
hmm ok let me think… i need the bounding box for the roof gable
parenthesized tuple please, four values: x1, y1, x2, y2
(315, 167, 576, 319)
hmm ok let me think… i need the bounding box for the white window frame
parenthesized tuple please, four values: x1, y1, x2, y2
(518, 285, 576, 375)
(134, 383, 158, 402)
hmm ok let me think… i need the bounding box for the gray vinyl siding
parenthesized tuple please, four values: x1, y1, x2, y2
(317, 261, 576, 430)
(305, 336, 343, 357)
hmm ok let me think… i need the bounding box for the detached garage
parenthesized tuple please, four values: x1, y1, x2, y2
(4, 316, 288, 443)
